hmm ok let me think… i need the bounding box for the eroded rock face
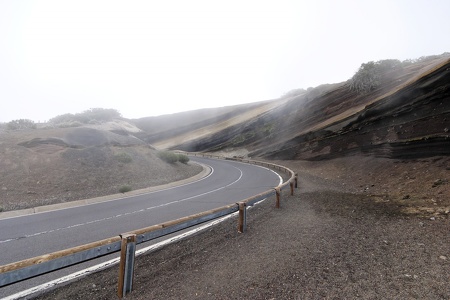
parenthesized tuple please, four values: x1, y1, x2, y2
(146, 57, 449, 161)
(283, 61, 450, 160)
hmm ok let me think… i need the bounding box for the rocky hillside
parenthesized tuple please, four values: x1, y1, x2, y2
(2, 54, 448, 213)
(130, 56, 449, 218)
(0, 121, 201, 212)
(135, 54, 450, 161)
(132, 99, 288, 150)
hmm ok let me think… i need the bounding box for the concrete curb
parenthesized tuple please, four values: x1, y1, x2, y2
(0, 162, 210, 220)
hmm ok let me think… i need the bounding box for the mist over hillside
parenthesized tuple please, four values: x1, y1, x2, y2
(3, 53, 448, 162)
(1, 54, 448, 300)
(132, 53, 450, 161)
(1, 53, 448, 213)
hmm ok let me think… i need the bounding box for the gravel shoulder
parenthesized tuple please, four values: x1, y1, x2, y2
(34, 158, 450, 300)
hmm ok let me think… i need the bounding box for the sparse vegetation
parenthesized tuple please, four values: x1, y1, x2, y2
(231, 135, 245, 145)
(6, 119, 36, 130)
(119, 185, 132, 193)
(232, 131, 256, 146)
(158, 151, 179, 163)
(262, 123, 274, 134)
(49, 108, 122, 127)
(177, 153, 190, 164)
(115, 153, 133, 164)
(416, 52, 450, 62)
(157, 151, 190, 164)
(349, 59, 403, 94)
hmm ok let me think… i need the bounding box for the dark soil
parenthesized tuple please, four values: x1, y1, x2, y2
(34, 159, 450, 300)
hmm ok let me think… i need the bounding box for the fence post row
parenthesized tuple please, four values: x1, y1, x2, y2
(118, 234, 137, 299)
(0, 152, 297, 296)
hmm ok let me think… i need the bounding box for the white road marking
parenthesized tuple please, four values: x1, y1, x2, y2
(0, 165, 244, 245)
(2, 198, 268, 300)
(0, 160, 212, 221)
(2, 160, 284, 300)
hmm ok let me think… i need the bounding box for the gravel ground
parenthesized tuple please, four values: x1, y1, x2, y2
(34, 164, 450, 300)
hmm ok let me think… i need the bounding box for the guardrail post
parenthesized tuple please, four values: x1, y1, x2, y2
(237, 202, 247, 233)
(275, 187, 281, 208)
(290, 180, 294, 196)
(118, 233, 137, 298)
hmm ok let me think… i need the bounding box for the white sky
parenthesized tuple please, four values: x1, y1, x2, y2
(1, 0, 449, 122)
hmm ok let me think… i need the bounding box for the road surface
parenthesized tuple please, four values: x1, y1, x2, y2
(0, 156, 282, 298)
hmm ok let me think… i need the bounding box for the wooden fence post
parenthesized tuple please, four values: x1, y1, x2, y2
(275, 187, 281, 208)
(118, 233, 137, 298)
(237, 202, 247, 233)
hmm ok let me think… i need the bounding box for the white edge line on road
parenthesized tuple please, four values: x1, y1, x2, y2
(224, 159, 283, 186)
(0, 165, 243, 245)
(3, 198, 269, 300)
(0, 161, 213, 221)
(2, 160, 284, 299)
(1, 161, 273, 244)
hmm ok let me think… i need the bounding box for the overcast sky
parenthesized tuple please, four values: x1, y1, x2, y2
(1, 0, 449, 122)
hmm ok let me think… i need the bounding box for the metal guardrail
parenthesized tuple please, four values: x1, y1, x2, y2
(0, 153, 296, 298)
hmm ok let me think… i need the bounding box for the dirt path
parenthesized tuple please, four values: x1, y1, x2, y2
(34, 169, 449, 300)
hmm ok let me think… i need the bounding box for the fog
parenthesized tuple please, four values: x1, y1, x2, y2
(1, 0, 450, 122)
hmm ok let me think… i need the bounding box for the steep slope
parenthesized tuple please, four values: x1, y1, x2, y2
(261, 57, 450, 160)
(132, 99, 289, 150)
(148, 55, 450, 161)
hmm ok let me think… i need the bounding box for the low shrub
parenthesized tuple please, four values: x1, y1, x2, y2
(49, 108, 122, 125)
(177, 153, 190, 164)
(157, 151, 179, 163)
(349, 59, 403, 94)
(119, 185, 132, 193)
(157, 151, 190, 164)
(7, 119, 36, 130)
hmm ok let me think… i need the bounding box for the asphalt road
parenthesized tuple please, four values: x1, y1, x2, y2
(0, 156, 282, 298)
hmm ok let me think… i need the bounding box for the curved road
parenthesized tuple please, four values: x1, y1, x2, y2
(0, 156, 282, 298)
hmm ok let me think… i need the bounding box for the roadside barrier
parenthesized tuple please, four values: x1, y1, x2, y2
(0, 153, 296, 298)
